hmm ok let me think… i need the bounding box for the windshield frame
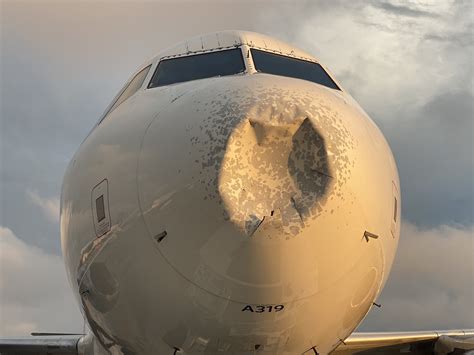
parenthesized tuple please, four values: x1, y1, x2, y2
(147, 46, 247, 89)
(250, 48, 341, 91)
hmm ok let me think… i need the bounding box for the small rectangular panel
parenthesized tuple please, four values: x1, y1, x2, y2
(96, 195, 106, 222)
(91, 179, 111, 237)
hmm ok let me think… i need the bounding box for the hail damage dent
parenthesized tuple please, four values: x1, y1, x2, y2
(188, 76, 355, 237)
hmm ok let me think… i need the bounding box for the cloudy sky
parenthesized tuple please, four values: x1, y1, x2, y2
(1, 0, 472, 337)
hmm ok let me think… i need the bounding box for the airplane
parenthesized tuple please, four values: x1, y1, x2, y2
(1, 30, 472, 355)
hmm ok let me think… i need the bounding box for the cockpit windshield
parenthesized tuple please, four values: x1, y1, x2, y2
(251, 49, 340, 90)
(148, 48, 245, 88)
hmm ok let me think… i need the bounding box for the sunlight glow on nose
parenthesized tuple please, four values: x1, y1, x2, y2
(219, 116, 332, 237)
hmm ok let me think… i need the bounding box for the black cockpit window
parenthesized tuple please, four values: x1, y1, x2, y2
(104, 64, 151, 118)
(251, 49, 340, 90)
(148, 48, 245, 88)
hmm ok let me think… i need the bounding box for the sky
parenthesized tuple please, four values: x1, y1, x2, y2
(0, 0, 473, 336)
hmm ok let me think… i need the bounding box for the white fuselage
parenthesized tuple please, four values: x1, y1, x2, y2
(60, 31, 400, 355)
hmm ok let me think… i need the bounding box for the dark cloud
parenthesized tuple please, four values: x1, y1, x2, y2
(360, 222, 474, 331)
(423, 31, 473, 46)
(368, 0, 438, 18)
(377, 90, 474, 227)
(0, 227, 83, 335)
(422, 1, 473, 46)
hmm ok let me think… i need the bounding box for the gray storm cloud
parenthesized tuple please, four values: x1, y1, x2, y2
(0, 0, 472, 335)
(0, 227, 83, 336)
(361, 222, 474, 331)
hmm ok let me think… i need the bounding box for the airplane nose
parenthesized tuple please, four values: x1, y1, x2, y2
(138, 74, 356, 304)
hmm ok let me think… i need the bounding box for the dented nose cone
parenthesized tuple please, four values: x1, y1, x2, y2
(220, 116, 333, 237)
(201, 76, 353, 240)
(138, 74, 356, 303)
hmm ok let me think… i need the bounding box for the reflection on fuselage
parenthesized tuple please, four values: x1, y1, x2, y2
(61, 31, 400, 355)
